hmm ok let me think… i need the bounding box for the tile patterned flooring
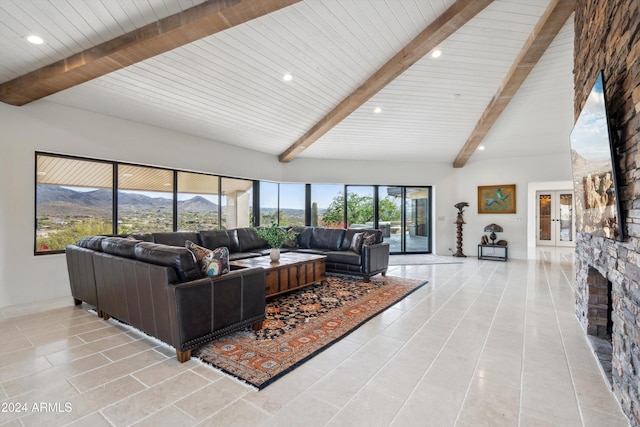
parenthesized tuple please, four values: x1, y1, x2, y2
(0, 248, 629, 426)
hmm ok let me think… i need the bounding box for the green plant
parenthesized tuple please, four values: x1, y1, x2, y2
(255, 224, 298, 248)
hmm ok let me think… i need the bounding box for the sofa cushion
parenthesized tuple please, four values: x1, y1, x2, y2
(199, 229, 241, 253)
(311, 228, 345, 251)
(295, 227, 314, 249)
(341, 229, 361, 251)
(101, 237, 141, 258)
(76, 236, 107, 251)
(128, 233, 154, 242)
(152, 232, 200, 247)
(134, 242, 201, 282)
(326, 251, 362, 266)
(236, 228, 267, 252)
(349, 232, 364, 253)
(185, 240, 230, 277)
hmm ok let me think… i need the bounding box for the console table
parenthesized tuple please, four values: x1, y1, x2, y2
(478, 244, 508, 261)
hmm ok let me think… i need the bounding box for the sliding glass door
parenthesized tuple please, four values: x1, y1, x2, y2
(405, 187, 430, 253)
(378, 186, 402, 253)
(379, 186, 431, 254)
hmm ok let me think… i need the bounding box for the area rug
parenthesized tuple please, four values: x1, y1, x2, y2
(193, 274, 427, 389)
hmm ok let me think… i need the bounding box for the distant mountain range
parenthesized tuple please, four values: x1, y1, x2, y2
(36, 185, 310, 220)
(37, 185, 218, 216)
(571, 149, 612, 178)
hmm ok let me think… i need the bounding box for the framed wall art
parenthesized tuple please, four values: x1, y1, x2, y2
(478, 184, 516, 214)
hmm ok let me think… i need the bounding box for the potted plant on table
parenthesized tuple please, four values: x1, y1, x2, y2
(255, 224, 298, 262)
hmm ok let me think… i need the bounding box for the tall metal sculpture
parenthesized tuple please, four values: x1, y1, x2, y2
(453, 202, 469, 257)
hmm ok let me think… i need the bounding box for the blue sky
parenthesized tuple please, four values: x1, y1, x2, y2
(570, 74, 612, 161)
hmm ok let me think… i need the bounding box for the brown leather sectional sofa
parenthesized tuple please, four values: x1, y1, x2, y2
(66, 235, 266, 362)
(65, 226, 389, 362)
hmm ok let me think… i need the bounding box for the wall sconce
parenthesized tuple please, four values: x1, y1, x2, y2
(484, 223, 503, 245)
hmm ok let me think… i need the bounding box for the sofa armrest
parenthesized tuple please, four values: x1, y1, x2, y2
(167, 267, 266, 352)
(361, 242, 390, 276)
(65, 245, 99, 308)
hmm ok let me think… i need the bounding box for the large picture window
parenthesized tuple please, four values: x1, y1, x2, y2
(177, 172, 219, 231)
(35, 152, 431, 254)
(259, 181, 279, 226)
(117, 165, 174, 234)
(311, 184, 344, 228)
(346, 185, 375, 229)
(278, 183, 305, 226)
(221, 177, 253, 229)
(35, 155, 113, 253)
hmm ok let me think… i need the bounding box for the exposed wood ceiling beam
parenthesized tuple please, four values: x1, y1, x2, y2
(452, 0, 576, 168)
(278, 0, 494, 163)
(0, 0, 301, 106)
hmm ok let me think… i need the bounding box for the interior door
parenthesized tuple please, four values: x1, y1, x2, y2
(537, 191, 575, 247)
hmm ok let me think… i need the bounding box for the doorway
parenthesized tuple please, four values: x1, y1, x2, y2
(379, 186, 431, 254)
(536, 190, 575, 247)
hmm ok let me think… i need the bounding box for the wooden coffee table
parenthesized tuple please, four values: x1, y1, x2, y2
(229, 252, 326, 297)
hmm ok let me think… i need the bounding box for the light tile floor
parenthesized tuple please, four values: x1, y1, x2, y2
(0, 248, 629, 426)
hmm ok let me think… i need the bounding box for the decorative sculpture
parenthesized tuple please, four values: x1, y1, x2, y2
(453, 202, 469, 257)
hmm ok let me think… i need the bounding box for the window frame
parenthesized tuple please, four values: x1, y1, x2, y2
(35, 152, 433, 255)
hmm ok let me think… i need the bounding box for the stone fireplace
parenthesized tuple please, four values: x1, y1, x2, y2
(573, 0, 639, 426)
(582, 266, 613, 385)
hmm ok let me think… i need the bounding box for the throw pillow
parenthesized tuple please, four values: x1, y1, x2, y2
(185, 240, 230, 277)
(284, 231, 298, 249)
(349, 232, 364, 253)
(362, 232, 377, 247)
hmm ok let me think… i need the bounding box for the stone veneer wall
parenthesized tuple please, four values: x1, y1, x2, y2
(573, 0, 640, 425)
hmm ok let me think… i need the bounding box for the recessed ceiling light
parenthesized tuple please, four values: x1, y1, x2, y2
(283, 73, 293, 82)
(26, 34, 44, 45)
(374, 107, 382, 114)
(431, 49, 442, 58)
(478, 145, 485, 151)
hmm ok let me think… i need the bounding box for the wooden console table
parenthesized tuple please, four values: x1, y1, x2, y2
(229, 252, 326, 297)
(477, 244, 508, 261)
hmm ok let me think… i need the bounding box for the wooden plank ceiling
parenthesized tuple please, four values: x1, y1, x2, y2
(452, 0, 576, 168)
(278, 0, 493, 162)
(0, 0, 301, 106)
(0, 0, 575, 167)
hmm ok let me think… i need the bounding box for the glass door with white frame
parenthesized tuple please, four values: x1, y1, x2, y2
(537, 191, 574, 247)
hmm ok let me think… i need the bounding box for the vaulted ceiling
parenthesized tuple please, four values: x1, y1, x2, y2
(0, 0, 576, 167)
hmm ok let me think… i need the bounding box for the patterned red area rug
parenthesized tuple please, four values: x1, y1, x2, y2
(193, 274, 427, 389)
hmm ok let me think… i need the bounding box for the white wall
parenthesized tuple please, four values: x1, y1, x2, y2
(0, 101, 571, 307)
(451, 155, 573, 259)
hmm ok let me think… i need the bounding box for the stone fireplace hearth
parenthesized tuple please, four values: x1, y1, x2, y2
(575, 233, 639, 425)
